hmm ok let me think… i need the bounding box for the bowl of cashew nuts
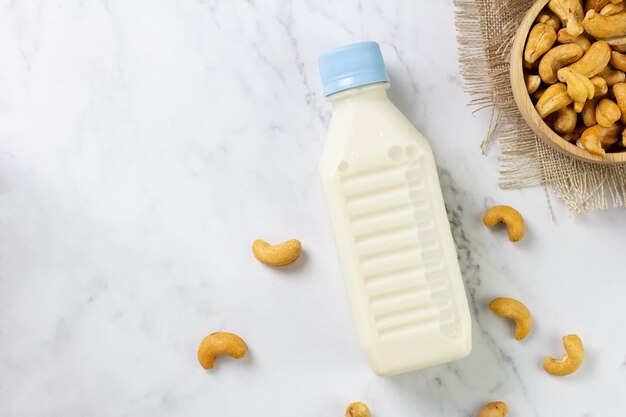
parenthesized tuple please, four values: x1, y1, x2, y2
(511, 0, 626, 163)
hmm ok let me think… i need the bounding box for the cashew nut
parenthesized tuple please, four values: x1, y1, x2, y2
(197, 332, 248, 369)
(552, 105, 578, 133)
(582, 97, 600, 125)
(477, 401, 508, 417)
(539, 43, 585, 83)
(598, 123, 621, 145)
(591, 75, 609, 96)
(523, 59, 540, 71)
(535, 82, 574, 117)
(581, 123, 620, 155)
(595, 98, 622, 126)
(557, 67, 595, 112)
(346, 402, 371, 417)
(601, 1, 626, 15)
(550, 0, 585, 36)
(533, 87, 547, 100)
(483, 205, 525, 242)
(567, 41, 612, 77)
(557, 28, 592, 52)
(561, 124, 586, 141)
(525, 23, 558, 64)
(613, 82, 626, 122)
(252, 239, 302, 266)
(613, 43, 626, 52)
(543, 334, 584, 376)
(582, 133, 607, 155)
(583, 10, 626, 39)
(536, 8, 563, 31)
(604, 34, 626, 45)
(622, 125, 626, 146)
(599, 65, 626, 85)
(585, 0, 610, 13)
(610, 50, 626, 71)
(489, 298, 532, 341)
(524, 73, 542, 94)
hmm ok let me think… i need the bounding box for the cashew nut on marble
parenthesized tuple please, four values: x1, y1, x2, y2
(477, 401, 509, 417)
(252, 239, 302, 266)
(346, 402, 371, 417)
(489, 298, 532, 341)
(483, 205, 525, 242)
(197, 332, 248, 369)
(543, 334, 584, 376)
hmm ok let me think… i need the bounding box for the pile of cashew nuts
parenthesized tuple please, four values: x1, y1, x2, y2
(196, 206, 583, 416)
(524, 0, 626, 156)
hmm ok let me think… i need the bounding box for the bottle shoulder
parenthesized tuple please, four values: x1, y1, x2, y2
(320, 101, 434, 177)
(324, 100, 430, 151)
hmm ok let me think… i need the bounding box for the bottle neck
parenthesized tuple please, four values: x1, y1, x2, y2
(326, 82, 390, 108)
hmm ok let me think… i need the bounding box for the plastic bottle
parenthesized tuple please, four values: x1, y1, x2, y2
(318, 41, 472, 376)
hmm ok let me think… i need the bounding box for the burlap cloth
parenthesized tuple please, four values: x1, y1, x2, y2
(454, 0, 626, 214)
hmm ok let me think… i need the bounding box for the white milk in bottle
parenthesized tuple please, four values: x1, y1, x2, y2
(318, 41, 471, 376)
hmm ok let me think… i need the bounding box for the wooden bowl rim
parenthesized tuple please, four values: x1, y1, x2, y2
(510, 0, 626, 164)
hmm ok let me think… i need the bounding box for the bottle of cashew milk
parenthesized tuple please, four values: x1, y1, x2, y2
(318, 41, 471, 376)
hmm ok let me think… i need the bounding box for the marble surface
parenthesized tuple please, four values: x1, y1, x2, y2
(1, 0, 625, 416)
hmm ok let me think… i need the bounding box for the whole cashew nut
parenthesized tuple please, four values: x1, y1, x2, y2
(582, 10, 626, 39)
(549, 0, 585, 36)
(610, 50, 626, 71)
(539, 43, 584, 84)
(346, 402, 371, 417)
(252, 239, 302, 266)
(197, 332, 248, 369)
(595, 98, 622, 126)
(557, 67, 595, 112)
(525, 23, 558, 64)
(489, 298, 532, 341)
(581, 123, 620, 155)
(544, 334, 584, 376)
(591, 75, 609, 97)
(567, 41, 612, 77)
(557, 28, 592, 52)
(552, 105, 578, 133)
(525, 73, 542, 94)
(613, 82, 626, 122)
(535, 83, 574, 118)
(582, 97, 600, 126)
(599, 66, 626, 85)
(483, 205, 525, 242)
(477, 401, 509, 417)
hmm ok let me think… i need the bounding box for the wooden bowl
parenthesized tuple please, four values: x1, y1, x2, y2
(510, 0, 626, 164)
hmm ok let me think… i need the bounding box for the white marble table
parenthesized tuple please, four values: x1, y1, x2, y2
(1, 1, 625, 416)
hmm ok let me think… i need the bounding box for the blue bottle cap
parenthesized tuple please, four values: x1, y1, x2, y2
(318, 41, 390, 97)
